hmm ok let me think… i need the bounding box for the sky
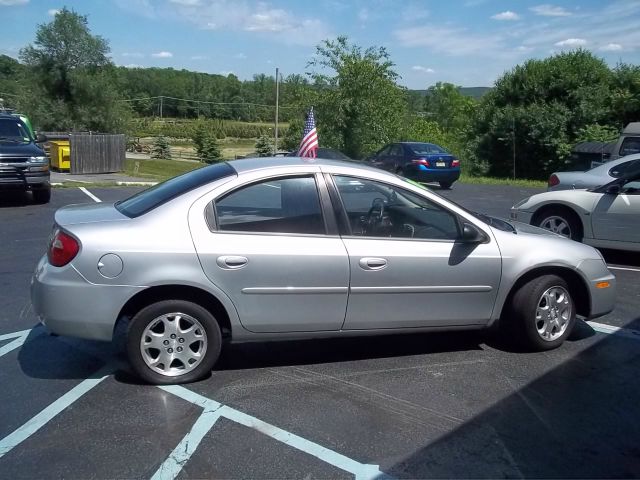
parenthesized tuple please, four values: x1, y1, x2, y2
(1, 0, 639, 88)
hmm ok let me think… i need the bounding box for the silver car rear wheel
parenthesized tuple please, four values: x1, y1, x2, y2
(140, 312, 207, 377)
(535, 286, 572, 341)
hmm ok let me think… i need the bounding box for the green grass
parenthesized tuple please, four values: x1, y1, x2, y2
(125, 158, 203, 180)
(459, 173, 546, 189)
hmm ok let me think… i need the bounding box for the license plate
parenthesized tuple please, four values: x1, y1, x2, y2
(436, 161, 445, 167)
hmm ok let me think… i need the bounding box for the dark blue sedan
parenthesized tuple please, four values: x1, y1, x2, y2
(367, 142, 460, 189)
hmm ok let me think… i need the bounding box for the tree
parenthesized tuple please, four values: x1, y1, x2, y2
(196, 133, 222, 164)
(255, 134, 274, 156)
(151, 136, 172, 159)
(19, 7, 128, 132)
(473, 50, 615, 179)
(423, 82, 477, 132)
(307, 36, 408, 159)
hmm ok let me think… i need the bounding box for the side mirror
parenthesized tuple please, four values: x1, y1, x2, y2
(36, 133, 48, 143)
(461, 223, 487, 243)
(605, 184, 621, 195)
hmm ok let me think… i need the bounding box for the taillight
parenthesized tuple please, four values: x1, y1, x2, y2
(451, 159, 460, 167)
(48, 229, 80, 267)
(548, 174, 560, 187)
(412, 158, 430, 167)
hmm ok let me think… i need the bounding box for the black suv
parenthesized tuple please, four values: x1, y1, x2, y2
(0, 114, 50, 203)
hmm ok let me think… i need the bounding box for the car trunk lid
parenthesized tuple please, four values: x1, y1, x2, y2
(54, 202, 129, 226)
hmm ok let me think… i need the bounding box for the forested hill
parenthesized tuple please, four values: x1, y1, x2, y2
(1, 54, 489, 121)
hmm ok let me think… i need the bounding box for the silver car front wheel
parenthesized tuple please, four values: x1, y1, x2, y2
(127, 300, 222, 384)
(538, 215, 572, 238)
(506, 274, 576, 351)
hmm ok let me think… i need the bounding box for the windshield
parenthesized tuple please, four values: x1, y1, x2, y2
(116, 162, 236, 218)
(0, 119, 31, 143)
(408, 143, 447, 155)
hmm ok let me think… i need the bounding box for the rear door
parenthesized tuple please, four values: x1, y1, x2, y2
(191, 173, 350, 333)
(329, 174, 502, 329)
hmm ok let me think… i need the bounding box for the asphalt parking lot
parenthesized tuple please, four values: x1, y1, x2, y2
(1, 183, 639, 479)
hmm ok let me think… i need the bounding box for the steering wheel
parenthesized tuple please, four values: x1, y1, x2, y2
(363, 197, 386, 235)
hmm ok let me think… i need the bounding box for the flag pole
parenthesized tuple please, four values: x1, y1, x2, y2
(274, 67, 279, 155)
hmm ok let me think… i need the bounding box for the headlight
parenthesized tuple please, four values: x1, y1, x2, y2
(512, 197, 530, 209)
(28, 156, 48, 163)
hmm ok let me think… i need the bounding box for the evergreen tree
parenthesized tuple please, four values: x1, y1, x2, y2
(197, 134, 222, 164)
(151, 135, 172, 159)
(255, 134, 274, 156)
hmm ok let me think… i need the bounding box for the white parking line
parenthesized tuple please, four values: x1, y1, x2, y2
(607, 266, 640, 273)
(156, 385, 391, 480)
(78, 187, 101, 203)
(0, 329, 31, 359)
(0, 367, 111, 458)
(588, 321, 640, 341)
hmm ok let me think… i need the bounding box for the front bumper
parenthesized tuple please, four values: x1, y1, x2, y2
(510, 209, 534, 224)
(30, 256, 143, 341)
(0, 168, 50, 191)
(578, 259, 617, 319)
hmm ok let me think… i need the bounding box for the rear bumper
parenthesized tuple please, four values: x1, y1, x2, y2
(30, 256, 143, 341)
(407, 166, 460, 183)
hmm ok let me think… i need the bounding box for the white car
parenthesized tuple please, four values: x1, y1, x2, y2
(511, 168, 640, 252)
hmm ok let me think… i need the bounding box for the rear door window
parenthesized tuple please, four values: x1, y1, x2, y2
(215, 175, 326, 235)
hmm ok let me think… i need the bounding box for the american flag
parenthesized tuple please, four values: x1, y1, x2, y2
(298, 107, 318, 158)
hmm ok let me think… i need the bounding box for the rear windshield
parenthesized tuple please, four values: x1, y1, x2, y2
(408, 143, 448, 155)
(115, 163, 236, 218)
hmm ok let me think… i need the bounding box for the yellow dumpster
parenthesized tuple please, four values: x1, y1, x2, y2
(49, 140, 71, 170)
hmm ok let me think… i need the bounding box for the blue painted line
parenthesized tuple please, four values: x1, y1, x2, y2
(0, 367, 111, 459)
(158, 386, 391, 480)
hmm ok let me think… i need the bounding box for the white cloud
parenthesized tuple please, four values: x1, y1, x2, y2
(554, 38, 587, 47)
(530, 4, 572, 17)
(0, 0, 28, 5)
(401, 3, 429, 21)
(220, 70, 234, 76)
(169, 0, 201, 5)
(357, 8, 369, 23)
(152, 51, 173, 58)
(166, 0, 331, 46)
(124, 64, 142, 68)
(233, 52, 247, 59)
(47, 8, 59, 16)
(190, 55, 208, 60)
(600, 43, 623, 51)
(515, 45, 534, 53)
(491, 11, 520, 21)
(122, 52, 144, 58)
(412, 65, 435, 74)
(395, 26, 502, 56)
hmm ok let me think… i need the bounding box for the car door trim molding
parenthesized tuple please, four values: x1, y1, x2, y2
(241, 286, 349, 295)
(350, 285, 493, 294)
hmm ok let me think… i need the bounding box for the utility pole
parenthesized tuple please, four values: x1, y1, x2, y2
(274, 67, 279, 155)
(159, 96, 164, 119)
(512, 117, 516, 180)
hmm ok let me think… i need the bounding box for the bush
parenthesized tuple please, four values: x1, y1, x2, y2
(254, 135, 274, 156)
(196, 133, 222, 164)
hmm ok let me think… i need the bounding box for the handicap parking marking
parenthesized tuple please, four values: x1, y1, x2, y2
(588, 321, 640, 341)
(78, 187, 102, 203)
(0, 366, 112, 459)
(607, 265, 640, 273)
(0, 329, 31, 359)
(155, 385, 392, 480)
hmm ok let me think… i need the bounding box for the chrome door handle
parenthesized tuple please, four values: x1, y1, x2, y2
(358, 257, 387, 270)
(216, 256, 249, 269)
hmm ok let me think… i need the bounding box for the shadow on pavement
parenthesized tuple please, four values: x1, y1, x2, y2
(0, 191, 31, 208)
(386, 328, 640, 478)
(601, 249, 640, 268)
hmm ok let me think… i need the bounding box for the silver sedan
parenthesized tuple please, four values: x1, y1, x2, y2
(511, 167, 640, 252)
(548, 154, 640, 191)
(32, 158, 616, 384)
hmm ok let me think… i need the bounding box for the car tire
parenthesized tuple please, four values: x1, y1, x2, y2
(533, 207, 582, 241)
(506, 274, 576, 351)
(32, 188, 51, 204)
(439, 181, 452, 189)
(126, 300, 222, 385)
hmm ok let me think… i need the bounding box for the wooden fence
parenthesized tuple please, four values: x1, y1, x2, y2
(69, 134, 125, 174)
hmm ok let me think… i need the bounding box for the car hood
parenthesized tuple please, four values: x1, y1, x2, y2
(513, 189, 598, 212)
(55, 202, 129, 226)
(0, 141, 45, 157)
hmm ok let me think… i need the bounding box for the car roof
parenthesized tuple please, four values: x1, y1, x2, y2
(589, 153, 640, 173)
(228, 156, 379, 174)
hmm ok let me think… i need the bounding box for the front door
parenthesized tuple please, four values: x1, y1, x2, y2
(592, 175, 640, 244)
(192, 174, 350, 333)
(332, 175, 502, 329)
